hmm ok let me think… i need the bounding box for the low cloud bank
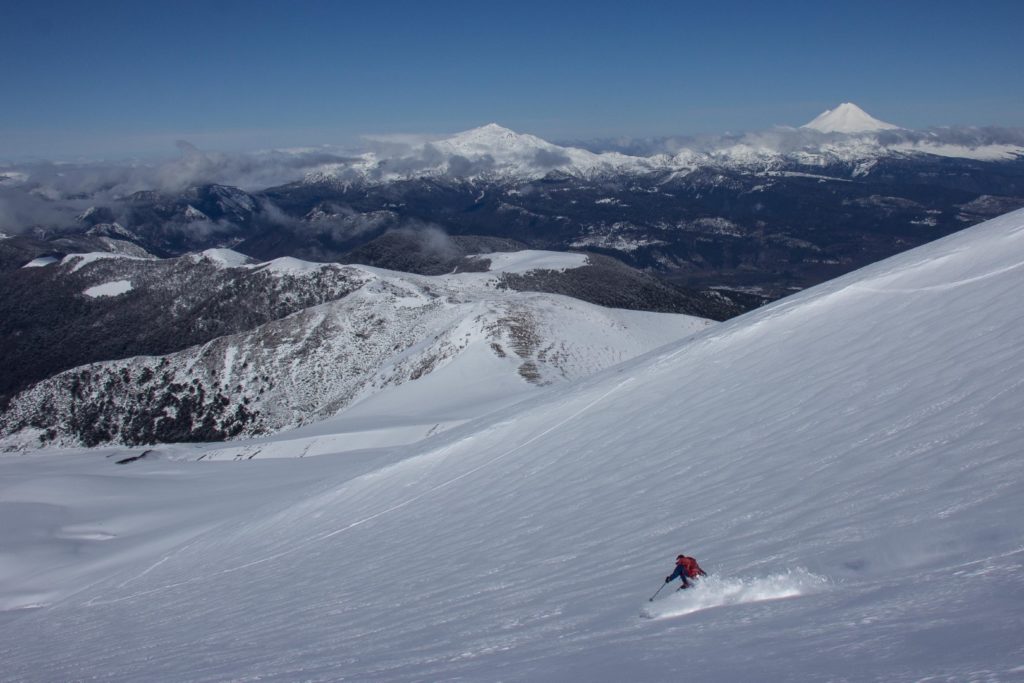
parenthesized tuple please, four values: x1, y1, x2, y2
(3, 124, 1022, 234)
(0, 143, 359, 233)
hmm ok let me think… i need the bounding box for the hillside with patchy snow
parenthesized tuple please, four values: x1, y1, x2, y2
(0, 250, 709, 450)
(2, 208, 1023, 680)
(0, 248, 371, 404)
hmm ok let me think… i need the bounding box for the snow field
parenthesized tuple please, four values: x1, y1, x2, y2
(473, 249, 589, 274)
(83, 279, 133, 297)
(2, 210, 1024, 680)
(21, 256, 59, 268)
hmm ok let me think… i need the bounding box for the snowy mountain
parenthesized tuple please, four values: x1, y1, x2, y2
(2, 105, 1022, 318)
(299, 106, 1020, 186)
(801, 101, 901, 133)
(0, 250, 710, 449)
(2, 206, 1023, 680)
(304, 123, 657, 183)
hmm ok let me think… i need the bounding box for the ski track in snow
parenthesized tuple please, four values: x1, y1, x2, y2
(640, 570, 830, 620)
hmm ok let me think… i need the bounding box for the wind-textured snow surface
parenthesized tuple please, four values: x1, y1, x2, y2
(4, 210, 1024, 680)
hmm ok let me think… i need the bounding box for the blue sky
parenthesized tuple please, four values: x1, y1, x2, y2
(2, 0, 1022, 159)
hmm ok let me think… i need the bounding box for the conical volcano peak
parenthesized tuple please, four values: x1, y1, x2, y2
(443, 123, 523, 145)
(802, 102, 900, 133)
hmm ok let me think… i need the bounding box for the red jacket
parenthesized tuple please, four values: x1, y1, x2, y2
(676, 556, 705, 578)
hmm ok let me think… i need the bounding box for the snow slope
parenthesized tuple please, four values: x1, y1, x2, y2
(3, 209, 1024, 680)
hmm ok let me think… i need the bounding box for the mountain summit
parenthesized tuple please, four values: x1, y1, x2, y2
(439, 123, 527, 149)
(801, 102, 900, 133)
(433, 122, 569, 162)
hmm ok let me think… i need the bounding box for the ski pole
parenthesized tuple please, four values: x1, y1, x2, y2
(649, 582, 668, 602)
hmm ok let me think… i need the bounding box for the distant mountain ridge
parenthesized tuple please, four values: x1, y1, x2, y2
(0, 249, 709, 449)
(299, 104, 1021, 185)
(2, 103, 1022, 315)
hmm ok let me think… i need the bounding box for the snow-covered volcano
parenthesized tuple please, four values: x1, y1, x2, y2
(432, 123, 574, 163)
(306, 123, 655, 183)
(429, 123, 652, 177)
(3, 209, 1024, 680)
(801, 101, 901, 133)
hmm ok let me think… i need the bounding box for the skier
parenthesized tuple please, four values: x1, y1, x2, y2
(665, 553, 707, 590)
